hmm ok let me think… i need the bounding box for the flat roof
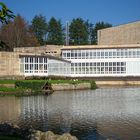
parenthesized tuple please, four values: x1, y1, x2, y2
(61, 44, 140, 50)
(19, 54, 71, 63)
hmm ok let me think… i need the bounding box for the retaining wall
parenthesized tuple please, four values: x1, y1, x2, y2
(52, 83, 91, 90)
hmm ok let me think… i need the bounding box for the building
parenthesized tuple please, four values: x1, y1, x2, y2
(0, 51, 71, 79)
(0, 21, 140, 79)
(98, 21, 140, 45)
(14, 45, 63, 57)
(61, 21, 140, 77)
(61, 44, 140, 77)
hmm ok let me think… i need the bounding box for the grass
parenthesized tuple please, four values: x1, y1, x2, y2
(0, 87, 22, 92)
(0, 79, 89, 85)
(0, 80, 17, 84)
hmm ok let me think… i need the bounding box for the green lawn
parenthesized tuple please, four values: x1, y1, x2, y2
(0, 80, 17, 84)
(0, 87, 22, 92)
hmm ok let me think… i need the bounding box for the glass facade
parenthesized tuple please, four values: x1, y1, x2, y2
(20, 56, 71, 76)
(62, 48, 140, 59)
(20, 56, 48, 74)
(71, 62, 126, 75)
(19, 47, 140, 77)
(62, 48, 140, 76)
(48, 59, 71, 76)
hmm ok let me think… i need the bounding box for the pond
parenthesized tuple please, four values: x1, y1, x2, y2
(0, 87, 140, 140)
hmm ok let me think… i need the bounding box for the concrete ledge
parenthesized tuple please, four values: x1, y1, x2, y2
(52, 83, 91, 91)
(96, 80, 140, 88)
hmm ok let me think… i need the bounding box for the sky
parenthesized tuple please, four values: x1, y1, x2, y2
(2, 0, 140, 26)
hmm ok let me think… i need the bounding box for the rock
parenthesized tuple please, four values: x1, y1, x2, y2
(43, 131, 57, 140)
(0, 122, 78, 140)
(57, 133, 78, 140)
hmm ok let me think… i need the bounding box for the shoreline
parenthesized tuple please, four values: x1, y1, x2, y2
(0, 79, 96, 96)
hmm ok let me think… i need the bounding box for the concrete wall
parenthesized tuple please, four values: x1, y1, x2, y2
(96, 80, 140, 88)
(98, 21, 140, 45)
(52, 83, 91, 90)
(0, 52, 21, 78)
(14, 45, 63, 57)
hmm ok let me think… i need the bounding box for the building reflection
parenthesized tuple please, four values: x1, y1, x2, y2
(0, 96, 21, 123)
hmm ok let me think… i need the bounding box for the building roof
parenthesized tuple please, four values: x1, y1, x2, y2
(19, 53, 71, 63)
(61, 44, 140, 50)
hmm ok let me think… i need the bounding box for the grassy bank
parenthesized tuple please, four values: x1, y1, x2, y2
(0, 79, 97, 96)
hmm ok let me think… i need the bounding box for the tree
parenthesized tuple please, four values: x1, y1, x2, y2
(47, 17, 64, 45)
(0, 15, 39, 51)
(0, 2, 15, 51)
(31, 14, 47, 45)
(69, 18, 88, 45)
(0, 2, 15, 24)
(91, 21, 112, 44)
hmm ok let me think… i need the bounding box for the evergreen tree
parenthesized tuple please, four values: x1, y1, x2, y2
(31, 14, 47, 45)
(91, 21, 112, 44)
(0, 2, 15, 51)
(69, 18, 88, 45)
(47, 17, 64, 45)
(0, 2, 15, 24)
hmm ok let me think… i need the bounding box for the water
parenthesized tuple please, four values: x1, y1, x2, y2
(0, 87, 140, 140)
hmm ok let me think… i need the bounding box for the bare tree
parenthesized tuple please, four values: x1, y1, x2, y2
(0, 15, 39, 51)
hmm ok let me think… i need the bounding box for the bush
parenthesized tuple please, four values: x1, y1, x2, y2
(90, 81, 97, 89)
(15, 80, 46, 90)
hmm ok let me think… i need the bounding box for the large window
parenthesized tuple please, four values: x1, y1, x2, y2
(71, 62, 126, 75)
(20, 56, 48, 74)
(62, 48, 140, 59)
(48, 60, 71, 76)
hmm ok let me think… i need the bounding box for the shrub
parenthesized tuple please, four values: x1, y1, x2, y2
(90, 80, 97, 89)
(15, 80, 46, 90)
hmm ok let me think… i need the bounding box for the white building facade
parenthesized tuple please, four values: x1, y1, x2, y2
(62, 45, 140, 77)
(20, 55, 71, 77)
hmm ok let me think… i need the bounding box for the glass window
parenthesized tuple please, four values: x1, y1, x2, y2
(35, 57, 38, 63)
(105, 62, 108, 66)
(67, 53, 70, 58)
(30, 57, 33, 63)
(82, 63, 85, 66)
(101, 52, 104, 58)
(82, 51, 85, 59)
(39, 57, 43, 63)
(25, 64, 29, 70)
(25, 57, 28, 63)
(44, 58, 47, 63)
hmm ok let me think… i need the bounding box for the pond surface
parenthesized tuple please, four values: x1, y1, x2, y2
(0, 87, 140, 140)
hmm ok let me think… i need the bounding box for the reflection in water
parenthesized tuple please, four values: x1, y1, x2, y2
(0, 96, 21, 123)
(0, 88, 140, 140)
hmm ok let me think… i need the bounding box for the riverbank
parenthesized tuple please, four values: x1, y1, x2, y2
(0, 79, 97, 96)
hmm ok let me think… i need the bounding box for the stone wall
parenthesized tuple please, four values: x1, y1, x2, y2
(52, 83, 91, 90)
(98, 21, 140, 45)
(14, 45, 63, 57)
(0, 52, 20, 77)
(96, 80, 140, 88)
